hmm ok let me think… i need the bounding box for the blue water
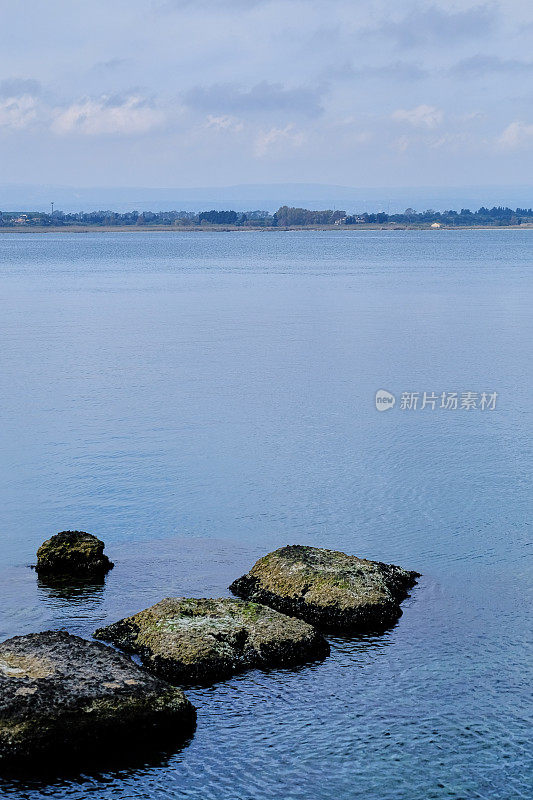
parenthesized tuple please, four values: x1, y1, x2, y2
(0, 230, 531, 799)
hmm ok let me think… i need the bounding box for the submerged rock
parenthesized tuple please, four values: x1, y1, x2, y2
(229, 545, 420, 632)
(94, 597, 329, 684)
(0, 630, 195, 766)
(35, 530, 113, 576)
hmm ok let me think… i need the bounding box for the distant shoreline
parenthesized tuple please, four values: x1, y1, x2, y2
(1, 223, 532, 233)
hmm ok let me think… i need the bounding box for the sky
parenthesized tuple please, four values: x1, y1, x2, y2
(0, 0, 532, 190)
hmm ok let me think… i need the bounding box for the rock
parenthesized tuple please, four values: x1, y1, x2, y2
(0, 630, 195, 767)
(35, 530, 113, 576)
(229, 545, 420, 632)
(94, 597, 329, 684)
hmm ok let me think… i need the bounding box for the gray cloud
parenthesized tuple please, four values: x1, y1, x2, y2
(351, 61, 428, 81)
(92, 58, 130, 72)
(0, 78, 41, 98)
(155, 0, 266, 10)
(451, 54, 533, 77)
(320, 60, 428, 84)
(183, 81, 325, 117)
(376, 4, 495, 48)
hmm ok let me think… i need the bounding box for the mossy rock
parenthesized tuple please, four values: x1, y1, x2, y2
(229, 545, 420, 632)
(0, 630, 195, 767)
(94, 597, 329, 684)
(35, 531, 113, 576)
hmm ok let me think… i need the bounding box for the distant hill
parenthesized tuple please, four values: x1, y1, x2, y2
(0, 183, 531, 215)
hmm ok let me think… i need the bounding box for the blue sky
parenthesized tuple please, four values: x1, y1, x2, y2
(0, 0, 532, 189)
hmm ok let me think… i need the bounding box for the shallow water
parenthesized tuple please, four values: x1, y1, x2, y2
(0, 230, 531, 799)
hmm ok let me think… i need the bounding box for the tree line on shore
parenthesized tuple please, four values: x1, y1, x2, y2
(1, 205, 532, 228)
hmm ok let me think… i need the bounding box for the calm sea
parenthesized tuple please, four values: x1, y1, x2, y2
(0, 230, 531, 799)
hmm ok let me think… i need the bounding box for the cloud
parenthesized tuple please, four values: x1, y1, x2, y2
(0, 78, 42, 129)
(51, 95, 164, 136)
(254, 123, 305, 157)
(392, 104, 443, 128)
(497, 121, 533, 149)
(0, 0, 531, 186)
(0, 95, 39, 129)
(451, 54, 533, 77)
(92, 58, 130, 72)
(155, 0, 265, 11)
(0, 78, 41, 98)
(184, 81, 324, 117)
(394, 135, 411, 153)
(377, 4, 495, 48)
(349, 61, 428, 81)
(205, 114, 244, 132)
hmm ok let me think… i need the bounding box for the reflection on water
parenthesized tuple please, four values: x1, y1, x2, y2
(33, 576, 106, 635)
(37, 575, 106, 604)
(1, 730, 196, 790)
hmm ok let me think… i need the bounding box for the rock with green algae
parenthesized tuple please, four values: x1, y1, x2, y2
(94, 597, 329, 684)
(35, 530, 113, 576)
(229, 545, 420, 632)
(0, 630, 195, 767)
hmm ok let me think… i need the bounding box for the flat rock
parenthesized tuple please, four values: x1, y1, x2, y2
(94, 597, 329, 684)
(35, 530, 113, 576)
(0, 630, 195, 766)
(229, 545, 420, 632)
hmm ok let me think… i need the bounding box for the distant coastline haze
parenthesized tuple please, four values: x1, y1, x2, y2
(1, 183, 532, 215)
